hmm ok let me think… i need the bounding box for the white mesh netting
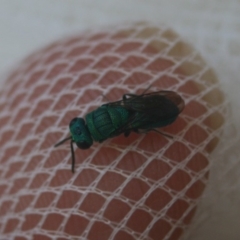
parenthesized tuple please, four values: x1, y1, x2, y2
(0, 22, 232, 240)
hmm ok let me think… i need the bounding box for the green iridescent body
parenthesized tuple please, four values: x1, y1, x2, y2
(71, 105, 130, 145)
(54, 90, 185, 172)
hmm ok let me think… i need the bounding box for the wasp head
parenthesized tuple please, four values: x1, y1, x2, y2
(69, 118, 93, 149)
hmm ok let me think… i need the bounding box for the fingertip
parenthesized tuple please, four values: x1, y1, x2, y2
(0, 22, 227, 240)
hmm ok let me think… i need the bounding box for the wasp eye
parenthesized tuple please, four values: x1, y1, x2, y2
(76, 141, 91, 149)
(69, 118, 78, 127)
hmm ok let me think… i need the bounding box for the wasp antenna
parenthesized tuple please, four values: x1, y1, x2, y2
(54, 136, 72, 148)
(70, 140, 75, 173)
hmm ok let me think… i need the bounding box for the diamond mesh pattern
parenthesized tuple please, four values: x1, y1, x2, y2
(0, 22, 227, 240)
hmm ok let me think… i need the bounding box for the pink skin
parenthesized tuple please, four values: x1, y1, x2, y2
(0, 23, 225, 239)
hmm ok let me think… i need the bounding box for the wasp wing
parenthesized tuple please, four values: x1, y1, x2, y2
(105, 91, 184, 137)
(106, 91, 184, 113)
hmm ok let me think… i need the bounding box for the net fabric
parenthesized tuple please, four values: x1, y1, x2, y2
(0, 22, 227, 240)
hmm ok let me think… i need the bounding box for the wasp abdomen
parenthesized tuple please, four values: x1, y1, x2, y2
(86, 106, 129, 142)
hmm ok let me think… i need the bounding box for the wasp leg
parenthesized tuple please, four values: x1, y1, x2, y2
(101, 93, 110, 102)
(140, 84, 153, 95)
(151, 129, 173, 139)
(123, 85, 154, 101)
(124, 130, 131, 137)
(133, 128, 173, 139)
(123, 93, 138, 101)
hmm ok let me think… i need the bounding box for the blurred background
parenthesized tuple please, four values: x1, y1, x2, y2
(1, 0, 240, 116)
(0, 1, 239, 239)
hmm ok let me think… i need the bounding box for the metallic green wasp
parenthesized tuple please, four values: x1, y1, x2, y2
(54, 90, 185, 172)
